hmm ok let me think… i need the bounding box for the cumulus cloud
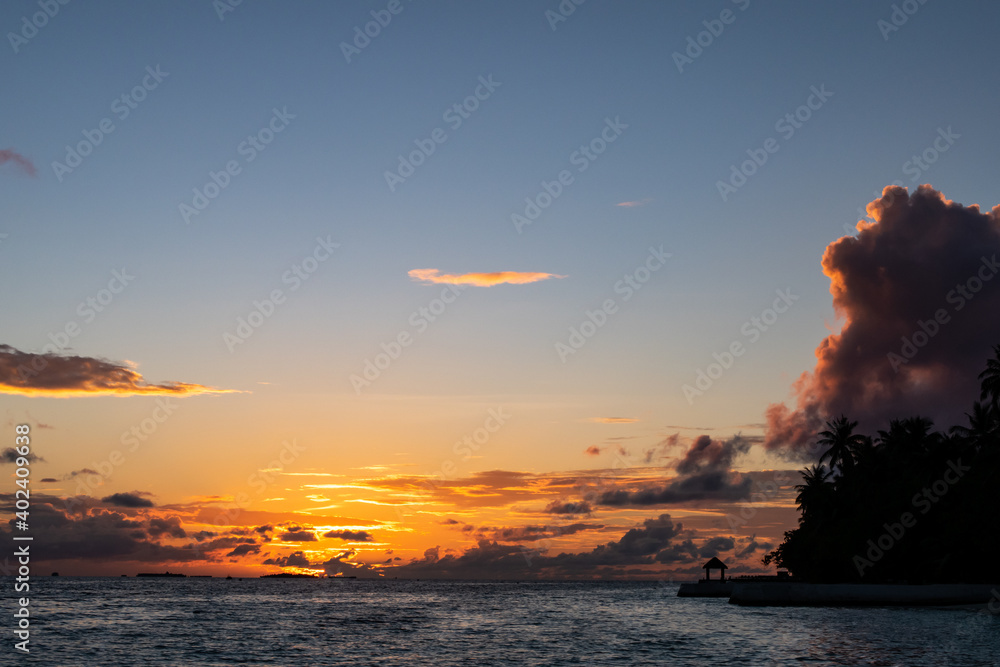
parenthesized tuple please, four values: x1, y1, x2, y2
(102, 492, 154, 508)
(323, 529, 373, 542)
(0, 149, 36, 177)
(407, 269, 565, 287)
(616, 199, 652, 207)
(0, 345, 241, 397)
(766, 185, 1000, 454)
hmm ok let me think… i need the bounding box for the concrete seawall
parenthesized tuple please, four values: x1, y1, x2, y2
(729, 583, 999, 607)
(677, 581, 735, 597)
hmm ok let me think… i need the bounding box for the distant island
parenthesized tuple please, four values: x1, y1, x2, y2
(764, 344, 1000, 584)
(136, 572, 186, 578)
(260, 573, 319, 578)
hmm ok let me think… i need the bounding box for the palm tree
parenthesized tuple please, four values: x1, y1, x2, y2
(877, 417, 938, 457)
(795, 464, 833, 520)
(817, 416, 866, 475)
(950, 401, 998, 441)
(979, 344, 1000, 411)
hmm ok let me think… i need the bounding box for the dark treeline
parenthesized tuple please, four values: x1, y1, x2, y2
(764, 345, 1000, 583)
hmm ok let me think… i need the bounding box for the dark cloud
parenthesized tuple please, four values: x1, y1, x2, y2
(544, 499, 592, 515)
(675, 435, 749, 475)
(0, 447, 44, 464)
(0, 149, 36, 177)
(394, 540, 531, 579)
(191, 530, 218, 542)
(227, 543, 261, 557)
(736, 537, 773, 559)
(102, 492, 154, 508)
(278, 529, 317, 542)
(147, 516, 186, 539)
(193, 536, 257, 554)
(766, 185, 1000, 454)
(594, 436, 752, 507)
(264, 551, 311, 567)
(547, 515, 688, 568)
(0, 344, 239, 397)
(653, 539, 700, 564)
(698, 536, 735, 558)
(0, 498, 205, 563)
(40, 478, 57, 483)
(319, 550, 385, 578)
(323, 530, 373, 542)
(0, 493, 381, 571)
(594, 472, 752, 507)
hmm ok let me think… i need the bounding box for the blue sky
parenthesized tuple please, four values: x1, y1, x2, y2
(4, 0, 999, 418)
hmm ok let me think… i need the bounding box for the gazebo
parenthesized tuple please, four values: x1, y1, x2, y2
(701, 556, 728, 582)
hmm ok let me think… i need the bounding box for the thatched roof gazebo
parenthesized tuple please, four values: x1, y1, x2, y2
(701, 556, 728, 582)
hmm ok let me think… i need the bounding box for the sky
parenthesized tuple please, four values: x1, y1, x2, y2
(2, 0, 999, 578)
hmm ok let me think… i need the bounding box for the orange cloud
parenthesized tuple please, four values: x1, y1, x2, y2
(616, 198, 652, 207)
(407, 269, 565, 287)
(588, 417, 638, 424)
(0, 345, 242, 397)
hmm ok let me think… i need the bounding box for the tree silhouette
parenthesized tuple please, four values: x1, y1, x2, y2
(794, 464, 832, 521)
(765, 346, 1000, 583)
(979, 344, 1000, 410)
(817, 416, 867, 476)
(949, 401, 998, 448)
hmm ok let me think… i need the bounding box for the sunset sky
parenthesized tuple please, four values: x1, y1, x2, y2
(2, 1, 999, 578)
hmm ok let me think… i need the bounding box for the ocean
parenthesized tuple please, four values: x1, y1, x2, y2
(15, 578, 1000, 666)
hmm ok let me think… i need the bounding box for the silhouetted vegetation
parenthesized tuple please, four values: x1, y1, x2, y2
(764, 345, 1000, 583)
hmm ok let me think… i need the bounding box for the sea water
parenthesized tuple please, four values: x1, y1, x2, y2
(15, 578, 1000, 666)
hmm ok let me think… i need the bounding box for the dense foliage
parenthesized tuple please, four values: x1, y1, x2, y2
(764, 345, 1000, 583)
